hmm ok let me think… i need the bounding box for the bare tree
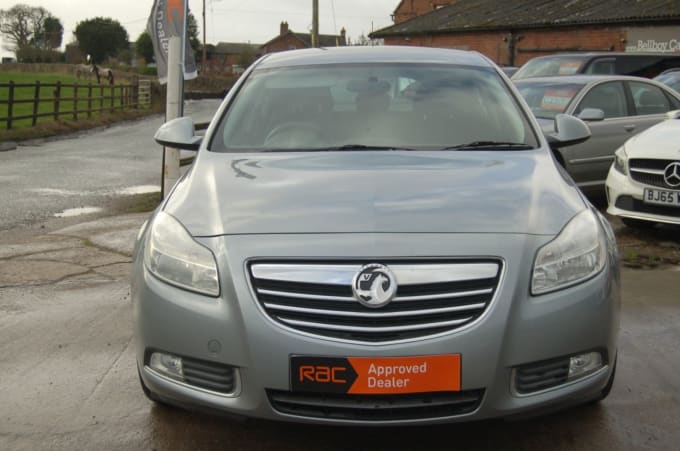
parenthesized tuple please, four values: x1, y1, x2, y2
(0, 3, 59, 55)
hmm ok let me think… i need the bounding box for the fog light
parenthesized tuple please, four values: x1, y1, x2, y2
(149, 352, 184, 381)
(568, 352, 602, 380)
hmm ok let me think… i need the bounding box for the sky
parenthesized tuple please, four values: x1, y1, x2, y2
(0, 0, 399, 58)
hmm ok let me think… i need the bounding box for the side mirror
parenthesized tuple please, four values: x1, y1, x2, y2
(154, 117, 202, 151)
(577, 108, 605, 122)
(546, 114, 591, 149)
(666, 109, 680, 120)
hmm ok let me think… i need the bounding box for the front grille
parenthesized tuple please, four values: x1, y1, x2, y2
(267, 389, 484, 421)
(514, 358, 569, 394)
(249, 260, 502, 343)
(615, 195, 680, 218)
(629, 158, 680, 189)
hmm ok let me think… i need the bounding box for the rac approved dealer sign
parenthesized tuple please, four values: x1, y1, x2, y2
(291, 355, 461, 394)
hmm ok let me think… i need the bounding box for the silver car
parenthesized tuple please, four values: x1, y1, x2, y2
(654, 69, 680, 93)
(515, 75, 680, 193)
(132, 47, 619, 425)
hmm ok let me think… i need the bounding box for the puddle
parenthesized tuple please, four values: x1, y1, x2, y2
(33, 188, 83, 196)
(116, 185, 160, 196)
(54, 207, 103, 218)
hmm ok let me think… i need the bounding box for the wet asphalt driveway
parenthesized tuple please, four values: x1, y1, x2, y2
(0, 222, 678, 451)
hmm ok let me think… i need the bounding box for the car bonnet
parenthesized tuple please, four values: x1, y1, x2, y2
(163, 149, 585, 237)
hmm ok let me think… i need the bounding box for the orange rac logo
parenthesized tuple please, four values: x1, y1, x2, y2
(167, 0, 184, 22)
(298, 365, 347, 384)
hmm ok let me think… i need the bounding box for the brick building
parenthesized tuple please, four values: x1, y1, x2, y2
(205, 42, 262, 74)
(372, 0, 680, 66)
(392, 0, 456, 24)
(261, 22, 347, 54)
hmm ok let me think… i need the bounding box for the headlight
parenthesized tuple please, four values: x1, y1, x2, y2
(144, 212, 220, 296)
(532, 210, 606, 295)
(613, 146, 628, 175)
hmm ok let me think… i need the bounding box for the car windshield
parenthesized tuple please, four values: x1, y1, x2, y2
(210, 63, 537, 152)
(515, 82, 584, 119)
(513, 56, 587, 80)
(654, 73, 680, 92)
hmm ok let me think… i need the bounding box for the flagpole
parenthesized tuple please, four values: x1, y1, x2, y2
(163, 0, 188, 197)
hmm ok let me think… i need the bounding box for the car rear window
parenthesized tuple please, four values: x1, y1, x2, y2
(210, 63, 537, 152)
(516, 82, 584, 119)
(512, 56, 587, 79)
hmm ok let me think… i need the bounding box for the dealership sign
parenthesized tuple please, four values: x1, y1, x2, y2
(147, 0, 197, 84)
(627, 39, 680, 53)
(626, 27, 680, 53)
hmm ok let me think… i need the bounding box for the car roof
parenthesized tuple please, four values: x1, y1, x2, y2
(513, 75, 664, 85)
(255, 46, 495, 70)
(527, 52, 680, 60)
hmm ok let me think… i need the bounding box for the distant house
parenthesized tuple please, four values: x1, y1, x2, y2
(205, 42, 262, 75)
(261, 21, 347, 54)
(372, 0, 680, 66)
(392, 0, 455, 24)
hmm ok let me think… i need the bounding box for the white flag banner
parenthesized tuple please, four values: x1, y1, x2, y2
(147, 0, 198, 84)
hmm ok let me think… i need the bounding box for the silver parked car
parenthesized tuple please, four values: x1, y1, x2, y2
(515, 75, 680, 193)
(654, 69, 680, 93)
(132, 47, 619, 425)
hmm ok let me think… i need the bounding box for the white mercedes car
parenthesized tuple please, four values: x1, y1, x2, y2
(606, 110, 680, 227)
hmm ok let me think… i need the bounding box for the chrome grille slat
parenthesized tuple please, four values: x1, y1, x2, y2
(250, 260, 501, 343)
(258, 288, 355, 302)
(263, 302, 487, 318)
(257, 287, 493, 303)
(630, 168, 665, 175)
(278, 316, 473, 333)
(252, 263, 499, 285)
(395, 288, 492, 301)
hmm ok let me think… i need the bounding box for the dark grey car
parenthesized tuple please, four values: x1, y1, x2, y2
(133, 47, 619, 425)
(515, 75, 680, 193)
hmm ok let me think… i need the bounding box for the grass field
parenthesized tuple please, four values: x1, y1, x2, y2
(0, 72, 136, 130)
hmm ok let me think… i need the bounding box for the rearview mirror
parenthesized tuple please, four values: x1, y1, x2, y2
(546, 114, 591, 149)
(154, 117, 202, 151)
(577, 108, 605, 122)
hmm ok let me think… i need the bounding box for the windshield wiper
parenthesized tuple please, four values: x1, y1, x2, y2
(442, 141, 535, 150)
(325, 144, 414, 151)
(258, 144, 414, 152)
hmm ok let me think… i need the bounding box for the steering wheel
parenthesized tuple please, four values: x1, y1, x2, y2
(264, 122, 326, 147)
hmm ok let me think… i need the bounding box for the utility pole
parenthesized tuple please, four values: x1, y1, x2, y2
(202, 0, 207, 69)
(312, 0, 319, 47)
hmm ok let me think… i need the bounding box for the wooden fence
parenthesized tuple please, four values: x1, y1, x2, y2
(0, 81, 142, 130)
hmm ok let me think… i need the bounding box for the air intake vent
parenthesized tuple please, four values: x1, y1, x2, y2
(182, 357, 237, 394)
(514, 357, 570, 394)
(267, 389, 484, 421)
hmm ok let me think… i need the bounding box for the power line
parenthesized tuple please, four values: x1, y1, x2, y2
(210, 7, 389, 21)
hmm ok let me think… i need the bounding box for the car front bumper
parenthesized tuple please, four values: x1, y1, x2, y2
(606, 167, 680, 225)
(132, 232, 619, 425)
